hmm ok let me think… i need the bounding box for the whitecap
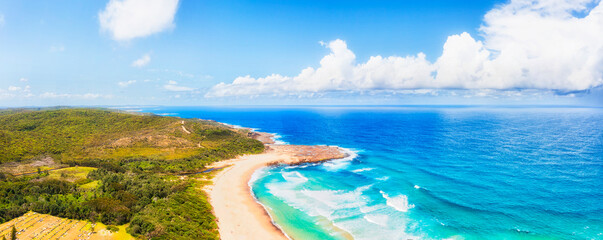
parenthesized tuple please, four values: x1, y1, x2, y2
(376, 176, 390, 181)
(281, 171, 308, 184)
(380, 191, 415, 212)
(351, 167, 374, 173)
(355, 184, 373, 192)
(269, 132, 288, 145)
(414, 185, 421, 189)
(321, 148, 359, 171)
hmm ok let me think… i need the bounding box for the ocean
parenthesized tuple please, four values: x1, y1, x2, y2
(141, 106, 603, 240)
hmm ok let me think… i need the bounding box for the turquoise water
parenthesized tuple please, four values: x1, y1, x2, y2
(143, 106, 603, 240)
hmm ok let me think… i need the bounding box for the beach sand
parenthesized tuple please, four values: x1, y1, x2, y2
(206, 142, 346, 240)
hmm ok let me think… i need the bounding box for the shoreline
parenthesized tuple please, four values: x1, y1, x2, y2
(205, 132, 347, 240)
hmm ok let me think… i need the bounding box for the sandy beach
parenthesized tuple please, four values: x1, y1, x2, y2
(206, 136, 346, 240)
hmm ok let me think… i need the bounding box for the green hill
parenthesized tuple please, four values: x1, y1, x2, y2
(0, 108, 265, 239)
(0, 108, 264, 173)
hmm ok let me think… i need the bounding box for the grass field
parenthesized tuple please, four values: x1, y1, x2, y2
(45, 166, 97, 182)
(0, 211, 134, 240)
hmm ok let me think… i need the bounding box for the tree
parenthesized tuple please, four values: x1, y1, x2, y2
(10, 225, 16, 240)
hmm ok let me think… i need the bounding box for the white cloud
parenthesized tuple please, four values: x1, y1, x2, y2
(164, 81, 194, 91)
(118, 80, 137, 87)
(207, 0, 603, 97)
(8, 86, 21, 91)
(0, 85, 33, 99)
(99, 0, 179, 41)
(19, 78, 28, 82)
(0, 86, 111, 100)
(131, 54, 151, 67)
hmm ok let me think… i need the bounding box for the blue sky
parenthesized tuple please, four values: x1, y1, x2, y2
(0, 0, 602, 106)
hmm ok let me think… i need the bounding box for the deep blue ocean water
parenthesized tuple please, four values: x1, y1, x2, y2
(140, 106, 603, 240)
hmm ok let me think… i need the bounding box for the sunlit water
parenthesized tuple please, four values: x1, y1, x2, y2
(142, 106, 603, 240)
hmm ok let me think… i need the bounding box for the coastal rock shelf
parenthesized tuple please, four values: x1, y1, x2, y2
(265, 145, 347, 165)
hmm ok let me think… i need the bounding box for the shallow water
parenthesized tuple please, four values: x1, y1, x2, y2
(143, 106, 603, 240)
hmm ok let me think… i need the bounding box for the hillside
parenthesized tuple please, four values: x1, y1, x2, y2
(0, 108, 265, 239)
(0, 108, 264, 173)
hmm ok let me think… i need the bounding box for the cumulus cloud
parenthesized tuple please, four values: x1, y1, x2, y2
(164, 81, 194, 91)
(118, 80, 137, 87)
(99, 0, 179, 41)
(19, 78, 28, 82)
(0, 85, 33, 99)
(207, 0, 603, 97)
(0, 85, 109, 100)
(8, 86, 21, 91)
(132, 54, 151, 67)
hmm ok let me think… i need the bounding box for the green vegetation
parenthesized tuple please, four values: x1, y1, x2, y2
(0, 108, 263, 166)
(107, 225, 120, 232)
(128, 183, 218, 239)
(0, 108, 264, 239)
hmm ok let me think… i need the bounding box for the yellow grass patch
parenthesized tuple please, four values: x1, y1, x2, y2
(79, 180, 100, 190)
(45, 166, 97, 182)
(106, 147, 200, 160)
(0, 211, 134, 240)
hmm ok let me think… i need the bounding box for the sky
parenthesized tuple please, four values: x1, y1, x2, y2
(0, 0, 602, 107)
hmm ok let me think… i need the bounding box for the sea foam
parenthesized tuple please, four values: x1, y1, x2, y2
(269, 132, 288, 145)
(281, 171, 308, 184)
(380, 191, 414, 212)
(363, 214, 389, 226)
(321, 148, 359, 171)
(352, 167, 374, 173)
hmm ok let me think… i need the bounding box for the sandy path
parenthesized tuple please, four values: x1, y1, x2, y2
(181, 121, 191, 134)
